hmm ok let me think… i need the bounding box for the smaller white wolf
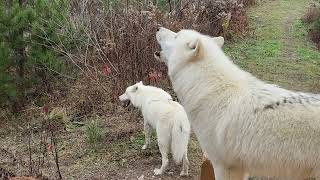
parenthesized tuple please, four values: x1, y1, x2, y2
(119, 81, 190, 176)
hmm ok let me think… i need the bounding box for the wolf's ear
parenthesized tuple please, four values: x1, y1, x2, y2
(212, 36, 224, 47)
(187, 38, 201, 53)
(138, 81, 143, 85)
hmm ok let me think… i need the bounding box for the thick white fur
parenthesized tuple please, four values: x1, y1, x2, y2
(156, 27, 320, 180)
(119, 82, 190, 176)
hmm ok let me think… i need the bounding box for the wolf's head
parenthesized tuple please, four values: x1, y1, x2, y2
(119, 81, 144, 108)
(154, 27, 224, 73)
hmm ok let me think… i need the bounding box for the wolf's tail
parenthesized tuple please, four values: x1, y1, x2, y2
(171, 105, 191, 164)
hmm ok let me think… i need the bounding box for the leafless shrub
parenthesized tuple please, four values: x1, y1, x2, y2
(302, 3, 320, 23)
(242, 0, 256, 7)
(17, 0, 252, 122)
(302, 3, 320, 49)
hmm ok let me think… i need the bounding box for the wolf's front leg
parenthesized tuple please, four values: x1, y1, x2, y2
(142, 123, 151, 150)
(180, 152, 189, 176)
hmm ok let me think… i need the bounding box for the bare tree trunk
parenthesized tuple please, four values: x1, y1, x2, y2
(15, 40, 27, 111)
(126, 0, 128, 14)
(51, 130, 63, 180)
(28, 124, 33, 176)
(13, 0, 28, 112)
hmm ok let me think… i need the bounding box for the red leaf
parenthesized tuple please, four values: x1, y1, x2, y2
(43, 105, 49, 114)
(103, 64, 112, 77)
(148, 70, 162, 81)
(48, 144, 54, 153)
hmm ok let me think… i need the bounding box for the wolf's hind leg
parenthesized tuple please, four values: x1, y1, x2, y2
(154, 126, 170, 175)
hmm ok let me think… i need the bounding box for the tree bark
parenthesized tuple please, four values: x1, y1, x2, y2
(13, 0, 28, 112)
(168, 0, 172, 12)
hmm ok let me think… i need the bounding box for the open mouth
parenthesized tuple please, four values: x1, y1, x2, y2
(122, 100, 131, 108)
(154, 51, 161, 58)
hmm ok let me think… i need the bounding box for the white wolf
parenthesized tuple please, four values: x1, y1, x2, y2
(155, 27, 320, 180)
(119, 81, 190, 176)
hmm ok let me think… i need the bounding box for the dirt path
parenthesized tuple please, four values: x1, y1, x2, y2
(282, 16, 297, 60)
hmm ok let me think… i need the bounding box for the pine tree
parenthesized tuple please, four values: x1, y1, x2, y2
(0, 0, 80, 112)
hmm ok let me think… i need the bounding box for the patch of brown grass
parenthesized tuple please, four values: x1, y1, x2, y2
(309, 28, 320, 49)
(302, 3, 320, 48)
(302, 3, 320, 23)
(243, 0, 256, 7)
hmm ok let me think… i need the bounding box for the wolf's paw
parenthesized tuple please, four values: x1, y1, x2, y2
(153, 168, 163, 175)
(142, 145, 147, 150)
(180, 171, 188, 176)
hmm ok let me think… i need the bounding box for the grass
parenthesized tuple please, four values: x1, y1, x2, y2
(85, 117, 105, 149)
(225, 0, 320, 92)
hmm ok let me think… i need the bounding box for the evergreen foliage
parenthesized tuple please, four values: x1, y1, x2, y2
(0, 0, 80, 111)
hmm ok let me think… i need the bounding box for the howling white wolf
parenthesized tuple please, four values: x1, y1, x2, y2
(155, 27, 320, 180)
(119, 82, 190, 176)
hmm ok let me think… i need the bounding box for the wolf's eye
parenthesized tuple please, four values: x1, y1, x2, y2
(175, 35, 178, 39)
(133, 86, 138, 92)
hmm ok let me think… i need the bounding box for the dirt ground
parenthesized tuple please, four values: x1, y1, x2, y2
(0, 107, 203, 180)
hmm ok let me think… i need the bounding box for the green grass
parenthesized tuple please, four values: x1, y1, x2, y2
(85, 117, 106, 150)
(224, 0, 320, 92)
(131, 130, 158, 147)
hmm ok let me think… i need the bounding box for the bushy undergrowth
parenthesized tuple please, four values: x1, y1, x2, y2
(2, 0, 254, 121)
(55, 0, 252, 118)
(302, 3, 320, 48)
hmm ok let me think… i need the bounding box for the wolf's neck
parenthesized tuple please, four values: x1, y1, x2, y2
(171, 55, 255, 99)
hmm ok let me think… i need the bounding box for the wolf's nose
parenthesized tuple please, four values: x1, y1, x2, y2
(156, 24, 162, 31)
(154, 51, 160, 57)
